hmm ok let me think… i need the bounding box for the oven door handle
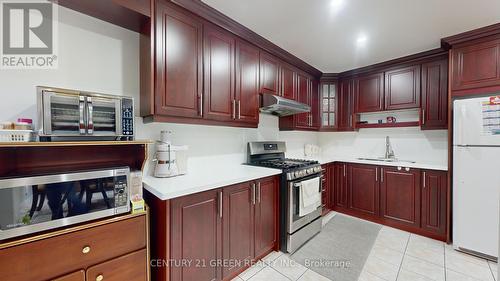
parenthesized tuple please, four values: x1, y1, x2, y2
(79, 96, 86, 134)
(86, 96, 94, 134)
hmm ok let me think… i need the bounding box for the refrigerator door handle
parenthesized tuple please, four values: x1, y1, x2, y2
(458, 104, 467, 146)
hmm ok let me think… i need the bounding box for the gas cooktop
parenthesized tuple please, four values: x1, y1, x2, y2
(252, 158, 319, 170)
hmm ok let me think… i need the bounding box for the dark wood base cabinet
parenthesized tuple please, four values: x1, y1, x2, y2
(330, 162, 449, 241)
(145, 176, 279, 281)
(0, 213, 148, 281)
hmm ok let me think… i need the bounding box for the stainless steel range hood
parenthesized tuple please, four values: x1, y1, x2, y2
(260, 94, 310, 117)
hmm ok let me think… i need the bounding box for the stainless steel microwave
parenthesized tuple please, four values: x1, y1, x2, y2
(37, 86, 134, 141)
(0, 167, 130, 240)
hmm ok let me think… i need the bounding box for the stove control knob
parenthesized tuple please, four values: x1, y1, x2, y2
(315, 167, 321, 173)
(299, 170, 305, 177)
(294, 171, 300, 178)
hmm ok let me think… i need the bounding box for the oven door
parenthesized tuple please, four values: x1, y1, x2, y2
(86, 96, 122, 136)
(42, 91, 86, 135)
(287, 173, 322, 234)
(0, 168, 130, 241)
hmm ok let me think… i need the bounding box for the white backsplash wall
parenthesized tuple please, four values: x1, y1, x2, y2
(0, 6, 140, 124)
(319, 128, 448, 165)
(137, 113, 320, 175)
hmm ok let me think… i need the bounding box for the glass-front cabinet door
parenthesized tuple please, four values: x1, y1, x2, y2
(321, 83, 337, 129)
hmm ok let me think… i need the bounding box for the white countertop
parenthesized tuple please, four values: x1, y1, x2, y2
(143, 165, 282, 200)
(316, 155, 448, 171)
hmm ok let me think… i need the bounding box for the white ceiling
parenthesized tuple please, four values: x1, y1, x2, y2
(201, 0, 500, 73)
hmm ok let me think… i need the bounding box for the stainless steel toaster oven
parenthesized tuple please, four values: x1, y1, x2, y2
(37, 86, 134, 141)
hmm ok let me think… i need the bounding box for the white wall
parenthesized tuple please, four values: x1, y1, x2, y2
(319, 128, 448, 165)
(0, 6, 140, 123)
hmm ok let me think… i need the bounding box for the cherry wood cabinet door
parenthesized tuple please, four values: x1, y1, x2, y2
(235, 40, 260, 125)
(384, 65, 421, 110)
(281, 63, 296, 100)
(421, 170, 448, 237)
(170, 189, 222, 281)
(310, 79, 321, 129)
(86, 249, 147, 281)
(52, 270, 85, 281)
(333, 163, 348, 210)
(155, 1, 203, 118)
(348, 164, 379, 217)
(203, 24, 235, 122)
(259, 52, 280, 95)
(222, 182, 255, 279)
(380, 167, 421, 228)
(451, 39, 500, 92)
(338, 79, 355, 131)
(355, 72, 385, 113)
(421, 58, 449, 130)
(295, 72, 311, 128)
(255, 176, 278, 258)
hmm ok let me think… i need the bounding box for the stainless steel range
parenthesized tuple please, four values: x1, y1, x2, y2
(247, 141, 323, 253)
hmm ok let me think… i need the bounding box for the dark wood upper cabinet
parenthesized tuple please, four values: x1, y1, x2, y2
(385, 65, 421, 110)
(222, 183, 255, 279)
(295, 72, 312, 129)
(155, 1, 203, 119)
(451, 38, 500, 92)
(310, 79, 321, 129)
(348, 164, 379, 217)
(254, 176, 278, 258)
(338, 78, 355, 131)
(170, 189, 222, 281)
(203, 24, 235, 122)
(380, 167, 421, 228)
(421, 58, 448, 130)
(281, 63, 296, 100)
(235, 40, 260, 125)
(259, 52, 280, 95)
(421, 170, 448, 238)
(355, 73, 384, 113)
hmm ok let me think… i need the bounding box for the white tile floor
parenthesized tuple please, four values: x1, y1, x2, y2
(231, 212, 498, 281)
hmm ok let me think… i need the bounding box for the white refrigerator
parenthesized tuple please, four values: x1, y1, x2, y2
(453, 95, 500, 259)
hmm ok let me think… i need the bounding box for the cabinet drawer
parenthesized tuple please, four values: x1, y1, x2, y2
(0, 215, 146, 281)
(86, 249, 147, 281)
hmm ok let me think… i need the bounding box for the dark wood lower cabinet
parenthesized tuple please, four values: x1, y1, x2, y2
(170, 189, 222, 281)
(331, 162, 448, 241)
(222, 183, 255, 279)
(348, 164, 379, 217)
(380, 167, 421, 228)
(147, 176, 279, 281)
(254, 176, 278, 258)
(421, 170, 448, 238)
(86, 249, 147, 281)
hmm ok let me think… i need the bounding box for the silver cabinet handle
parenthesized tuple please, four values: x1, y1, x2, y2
(251, 183, 256, 205)
(237, 100, 241, 119)
(86, 97, 94, 134)
(232, 100, 236, 119)
(257, 182, 261, 203)
(343, 164, 346, 177)
(219, 191, 223, 218)
(422, 109, 426, 125)
(423, 171, 426, 188)
(79, 96, 86, 134)
(376, 168, 378, 182)
(381, 168, 384, 182)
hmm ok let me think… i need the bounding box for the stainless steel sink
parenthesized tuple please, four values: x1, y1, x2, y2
(357, 157, 416, 164)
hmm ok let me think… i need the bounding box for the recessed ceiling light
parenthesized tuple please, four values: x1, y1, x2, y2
(356, 34, 368, 47)
(330, 0, 345, 13)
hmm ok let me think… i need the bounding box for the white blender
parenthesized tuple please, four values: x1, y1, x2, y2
(153, 130, 188, 178)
